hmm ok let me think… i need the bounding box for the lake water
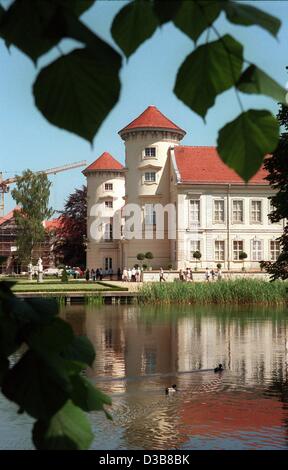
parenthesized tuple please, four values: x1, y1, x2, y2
(0, 303, 288, 450)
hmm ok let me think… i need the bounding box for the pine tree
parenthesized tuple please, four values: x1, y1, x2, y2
(11, 170, 53, 264)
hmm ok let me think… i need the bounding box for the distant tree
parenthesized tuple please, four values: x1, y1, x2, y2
(193, 250, 202, 270)
(54, 186, 87, 267)
(261, 104, 288, 280)
(61, 267, 69, 283)
(11, 170, 53, 265)
(144, 252, 154, 268)
(239, 251, 247, 271)
(136, 253, 145, 268)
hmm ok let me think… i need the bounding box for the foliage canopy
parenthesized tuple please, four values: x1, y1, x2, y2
(0, 0, 286, 181)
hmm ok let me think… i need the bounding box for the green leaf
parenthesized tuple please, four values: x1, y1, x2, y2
(217, 110, 280, 181)
(71, 375, 112, 416)
(0, 0, 59, 62)
(111, 0, 158, 58)
(2, 351, 69, 420)
(27, 318, 74, 354)
(174, 0, 221, 42)
(0, 0, 97, 62)
(153, 0, 182, 25)
(0, 355, 9, 386)
(62, 336, 95, 367)
(33, 47, 121, 142)
(25, 298, 59, 321)
(33, 400, 93, 450)
(236, 65, 286, 104)
(174, 34, 243, 118)
(0, 313, 20, 357)
(223, 2, 281, 38)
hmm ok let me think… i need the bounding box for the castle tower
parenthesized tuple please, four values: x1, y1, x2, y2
(119, 106, 185, 269)
(83, 152, 125, 272)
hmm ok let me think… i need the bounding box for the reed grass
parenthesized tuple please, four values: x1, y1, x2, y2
(138, 279, 288, 305)
(85, 295, 104, 305)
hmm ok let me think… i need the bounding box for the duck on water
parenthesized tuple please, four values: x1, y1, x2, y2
(165, 384, 177, 395)
(214, 364, 224, 373)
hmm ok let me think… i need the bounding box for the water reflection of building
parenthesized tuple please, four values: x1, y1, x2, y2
(66, 304, 288, 449)
(85, 305, 178, 389)
(83, 305, 288, 383)
(177, 312, 288, 381)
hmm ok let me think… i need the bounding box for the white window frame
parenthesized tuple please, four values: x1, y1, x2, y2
(145, 204, 156, 226)
(104, 183, 113, 191)
(144, 171, 156, 183)
(214, 240, 225, 261)
(189, 199, 200, 226)
(270, 240, 280, 261)
(105, 200, 113, 209)
(250, 200, 262, 224)
(233, 240, 244, 260)
(104, 223, 113, 241)
(232, 199, 244, 224)
(252, 239, 263, 261)
(213, 199, 225, 224)
(144, 147, 157, 158)
(104, 257, 112, 270)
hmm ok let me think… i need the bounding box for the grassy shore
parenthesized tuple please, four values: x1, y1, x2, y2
(138, 279, 288, 305)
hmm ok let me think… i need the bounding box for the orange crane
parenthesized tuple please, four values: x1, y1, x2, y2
(0, 160, 87, 217)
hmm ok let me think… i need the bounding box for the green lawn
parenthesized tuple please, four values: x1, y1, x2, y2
(8, 280, 127, 293)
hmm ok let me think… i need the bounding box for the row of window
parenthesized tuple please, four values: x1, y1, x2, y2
(190, 240, 280, 262)
(103, 171, 157, 195)
(189, 199, 278, 225)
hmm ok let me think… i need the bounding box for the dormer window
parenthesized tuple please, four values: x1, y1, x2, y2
(145, 147, 156, 158)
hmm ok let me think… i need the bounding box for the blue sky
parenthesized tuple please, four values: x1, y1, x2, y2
(1, 0, 288, 214)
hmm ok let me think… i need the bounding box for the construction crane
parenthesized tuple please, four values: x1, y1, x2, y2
(0, 160, 87, 217)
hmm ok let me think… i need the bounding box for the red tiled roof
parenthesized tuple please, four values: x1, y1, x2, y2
(0, 209, 15, 226)
(0, 210, 62, 230)
(174, 146, 269, 184)
(0, 208, 20, 226)
(83, 152, 124, 173)
(43, 217, 63, 231)
(119, 105, 186, 135)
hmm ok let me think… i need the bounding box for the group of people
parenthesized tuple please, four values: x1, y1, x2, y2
(84, 266, 223, 283)
(85, 267, 121, 281)
(121, 266, 142, 282)
(204, 267, 222, 281)
(178, 268, 194, 282)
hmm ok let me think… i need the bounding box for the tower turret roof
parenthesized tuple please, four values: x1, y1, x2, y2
(119, 105, 185, 137)
(83, 152, 124, 173)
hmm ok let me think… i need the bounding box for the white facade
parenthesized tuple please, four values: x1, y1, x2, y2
(173, 184, 283, 271)
(85, 107, 283, 272)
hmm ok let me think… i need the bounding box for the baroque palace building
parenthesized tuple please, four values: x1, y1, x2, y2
(83, 106, 283, 272)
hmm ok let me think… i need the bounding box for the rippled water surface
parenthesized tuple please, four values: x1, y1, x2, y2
(1, 303, 288, 449)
